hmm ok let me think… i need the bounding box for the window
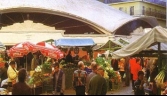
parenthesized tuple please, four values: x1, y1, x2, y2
(130, 6, 134, 15)
(148, 8, 151, 15)
(154, 9, 157, 17)
(142, 6, 145, 15)
(119, 7, 123, 11)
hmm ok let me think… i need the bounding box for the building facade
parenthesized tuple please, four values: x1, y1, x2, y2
(99, 0, 166, 27)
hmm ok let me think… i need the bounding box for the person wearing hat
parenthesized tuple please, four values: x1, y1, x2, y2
(7, 61, 18, 87)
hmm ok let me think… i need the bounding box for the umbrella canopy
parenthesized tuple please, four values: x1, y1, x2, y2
(7, 42, 38, 57)
(35, 41, 64, 59)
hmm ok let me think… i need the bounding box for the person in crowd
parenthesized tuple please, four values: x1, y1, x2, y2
(0, 62, 8, 86)
(118, 58, 125, 82)
(9, 58, 18, 70)
(84, 63, 92, 75)
(7, 61, 18, 87)
(72, 61, 87, 95)
(85, 62, 98, 95)
(65, 51, 73, 63)
(39, 54, 44, 65)
(88, 66, 107, 95)
(134, 71, 145, 95)
(149, 59, 158, 95)
(73, 54, 79, 66)
(31, 53, 39, 70)
(12, 68, 32, 95)
(129, 57, 136, 91)
(123, 57, 130, 87)
(133, 58, 142, 91)
(111, 59, 119, 71)
(52, 62, 65, 95)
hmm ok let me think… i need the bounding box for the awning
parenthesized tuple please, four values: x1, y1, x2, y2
(55, 38, 96, 47)
(0, 42, 6, 51)
(93, 39, 129, 51)
(112, 26, 167, 59)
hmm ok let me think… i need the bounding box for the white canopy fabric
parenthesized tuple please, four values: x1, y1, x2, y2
(112, 26, 167, 59)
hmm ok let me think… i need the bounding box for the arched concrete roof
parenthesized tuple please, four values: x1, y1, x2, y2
(0, 0, 158, 34)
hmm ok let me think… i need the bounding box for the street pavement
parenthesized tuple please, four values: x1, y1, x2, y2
(63, 81, 134, 95)
(42, 81, 134, 95)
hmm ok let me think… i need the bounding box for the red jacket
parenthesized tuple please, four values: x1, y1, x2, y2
(129, 58, 136, 74)
(133, 63, 142, 80)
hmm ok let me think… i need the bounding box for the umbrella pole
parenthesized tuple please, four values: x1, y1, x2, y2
(26, 55, 27, 71)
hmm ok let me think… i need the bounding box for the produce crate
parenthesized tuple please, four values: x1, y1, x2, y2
(112, 82, 121, 90)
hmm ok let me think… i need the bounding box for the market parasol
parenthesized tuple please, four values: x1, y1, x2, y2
(35, 41, 64, 59)
(7, 41, 37, 57)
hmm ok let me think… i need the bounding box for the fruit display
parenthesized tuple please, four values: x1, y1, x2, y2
(95, 56, 121, 83)
(27, 62, 52, 86)
(154, 60, 167, 88)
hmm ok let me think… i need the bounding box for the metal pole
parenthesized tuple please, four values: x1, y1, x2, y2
(166, 0, 167, 28)
(26, 55, 27, 71)
(158, 42, 161, 95)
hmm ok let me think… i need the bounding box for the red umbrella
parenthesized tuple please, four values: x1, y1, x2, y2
(7, 42, 38, 57)
(35, 42, 64, 59)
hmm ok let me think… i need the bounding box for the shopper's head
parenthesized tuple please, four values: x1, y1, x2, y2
(136, 58, 141, 64)
(78, 61, 85, 70)
(9, 61, 16, 68)
(91, 62, 98, 72)
(97, 66, 105, 77)
(138, 71, 144, 80)
(53, 62, 60, 73)
(18, 68, 27, 82)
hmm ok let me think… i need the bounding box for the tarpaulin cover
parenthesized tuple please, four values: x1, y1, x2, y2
(55, 38, 96, 47)
(112, 26, 167, 59)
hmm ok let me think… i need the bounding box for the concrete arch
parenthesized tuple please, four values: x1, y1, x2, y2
(0, 8, 110, 34)
(0, 0, 159, 34)
(113, 16, 158, 35)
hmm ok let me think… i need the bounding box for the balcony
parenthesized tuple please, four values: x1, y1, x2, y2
(101, 0, 166, 7)
(124, 10, 166, 19)
(144, 10, 166, 19)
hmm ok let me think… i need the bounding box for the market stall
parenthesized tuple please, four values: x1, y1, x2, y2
(93, 39, 128, 51)
(6, 41, 64, 94)
(55, 38, 96, 89)
(112, 26, 167, 95)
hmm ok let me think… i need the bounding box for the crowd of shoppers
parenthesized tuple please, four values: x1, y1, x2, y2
(0, 49, 160, 95)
